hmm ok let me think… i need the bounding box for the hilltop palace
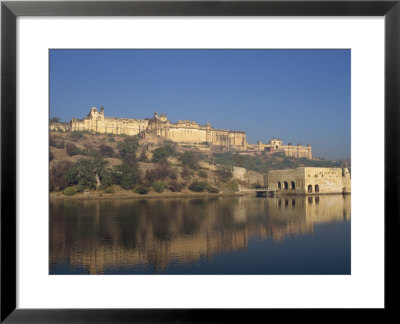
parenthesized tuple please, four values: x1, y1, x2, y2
(50, 107, 312, 159)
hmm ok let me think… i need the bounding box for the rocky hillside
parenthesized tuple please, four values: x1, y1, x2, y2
(49, 131, 264, 197)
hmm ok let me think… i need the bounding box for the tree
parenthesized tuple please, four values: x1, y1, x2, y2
(65, 158, 110, 191)
(50, 117, 61, 123)
(118, 137, 139, 166)
(113, 163, 140, 190)
(188, 181, 209, 192)
(49, 160, 73, 191)
(151, 143, 176, 163)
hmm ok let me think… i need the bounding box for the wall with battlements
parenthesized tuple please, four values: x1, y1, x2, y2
(247, 138, 312, 159)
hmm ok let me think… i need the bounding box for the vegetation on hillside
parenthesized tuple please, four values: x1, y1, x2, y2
(49, 131, 347, 196)
(212, 152, 344, 173)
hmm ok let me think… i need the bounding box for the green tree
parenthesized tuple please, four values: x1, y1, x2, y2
(50, 117, 61, 123)
(65, 158, 97, 191)
(118, 137, 139, 166)
(49, 160, 73, 191)
(65, 158, 110, 191)
(188, 181, 209, 192)
(113, 163, 140, 190)
(151, 143, 176, 163)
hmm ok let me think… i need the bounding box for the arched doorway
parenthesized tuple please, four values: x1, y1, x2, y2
(278, 182, 281, 189)
(307, 185, 312, 193)
(291, 181, 295, 189)
(284, 181, 288, 189)
(315, 184, 320, 192)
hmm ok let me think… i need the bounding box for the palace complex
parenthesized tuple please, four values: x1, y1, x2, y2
(50, 107, 312, 159)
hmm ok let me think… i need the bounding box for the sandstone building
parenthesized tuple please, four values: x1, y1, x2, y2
(265, 167, 351, 194)
(247, 138, 312, 159)
(50, 107, 312, 158)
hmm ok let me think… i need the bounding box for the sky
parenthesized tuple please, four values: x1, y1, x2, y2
(50, 49, 350, 160)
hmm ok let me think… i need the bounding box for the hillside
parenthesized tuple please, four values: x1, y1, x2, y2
(49, 131, 346, 198)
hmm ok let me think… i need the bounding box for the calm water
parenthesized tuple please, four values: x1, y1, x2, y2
(49, 195, 351, 274)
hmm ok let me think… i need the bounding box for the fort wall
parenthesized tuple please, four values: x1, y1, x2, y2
(51, 107, 309, 158)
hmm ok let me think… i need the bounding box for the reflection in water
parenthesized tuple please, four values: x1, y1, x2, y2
(49, 195, 351, 274)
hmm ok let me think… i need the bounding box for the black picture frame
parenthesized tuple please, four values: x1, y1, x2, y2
(1, 0, 399, 322)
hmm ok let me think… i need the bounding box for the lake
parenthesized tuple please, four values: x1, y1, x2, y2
(49, 195, 350, 274)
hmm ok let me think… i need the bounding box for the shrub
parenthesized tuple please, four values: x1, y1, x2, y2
(66, 142, 80, 156)
(181, 167, 192, 179)
(207, 186, 219, 193)
(55, 140, 65, 149)
(168, 180, 182, 192)
(179, 152, 199, 169)
(135, 186, 149, 194)
(49, 150, 54, 161)
(216, 164, 233, 182)
(63, 186, 77, 196)
(198, 170, 208, 178)
(99, 144, 115, 157)
(104, 187, 114, 194)
(153, 181, 166, 193)
(139, 148, 148, 162)
(252, 181, 263, 189)
(49, 136, 65, 149)
(170, 168, 178, 180)
(50, 117, 61, 123)
(49, 136, 56, 147)
(188, 181, 209, 192)
(144, 163, 173, 184)
(70, 131, 85, 140)
(228, 182, 239, 191)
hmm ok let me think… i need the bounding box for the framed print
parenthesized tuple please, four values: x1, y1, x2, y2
(1, 0, 399, 322)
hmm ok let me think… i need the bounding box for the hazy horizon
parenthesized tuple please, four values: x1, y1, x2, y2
(50, 49, 351, 160)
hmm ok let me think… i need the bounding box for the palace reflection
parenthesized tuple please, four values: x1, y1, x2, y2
(49, 195, 351, 274)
